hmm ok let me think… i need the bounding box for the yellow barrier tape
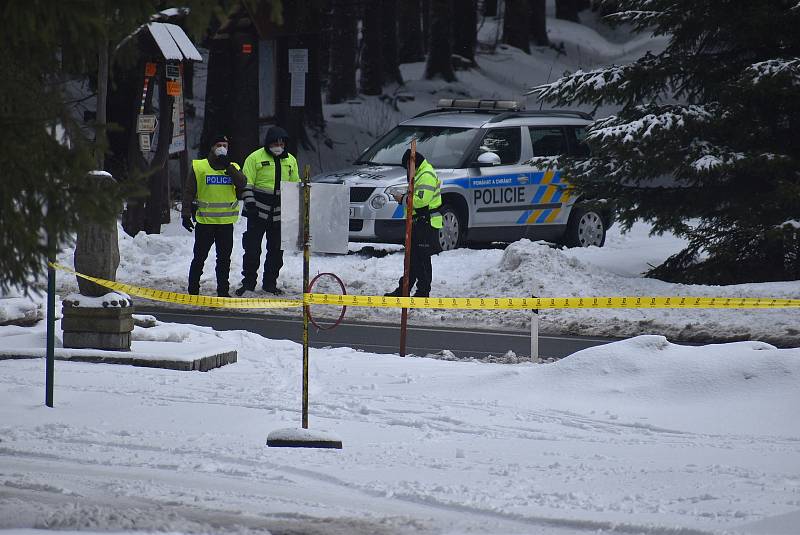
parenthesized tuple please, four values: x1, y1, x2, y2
(304, 294, 800, 309)
(51, 263, 302, 309)
(51, 263, 800, 310)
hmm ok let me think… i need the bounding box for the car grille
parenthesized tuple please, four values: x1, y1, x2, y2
(349, 219, 364, 231)
(350, 187, 375, 202)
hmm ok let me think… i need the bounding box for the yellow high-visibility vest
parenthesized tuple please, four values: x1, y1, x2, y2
(192, 159, 241, 224)
(408, 159, 443, 228)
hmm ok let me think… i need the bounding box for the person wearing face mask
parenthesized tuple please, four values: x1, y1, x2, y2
(181, 134, 247, 297)
(235, 126, 300, 296)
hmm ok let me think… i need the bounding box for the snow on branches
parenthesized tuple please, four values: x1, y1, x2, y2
(743, 59, 800, 87)
(533, 65, 628, 104)
(530, 53, 664, 107)
(687, 141, 745, 173)
(588, 105, 714, 145)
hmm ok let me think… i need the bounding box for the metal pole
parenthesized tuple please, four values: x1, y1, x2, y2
(45, 233, 56, 408)
(302, 165, 311, 429)
(399, 140, 416, 357)
(530, 300, 539, 364)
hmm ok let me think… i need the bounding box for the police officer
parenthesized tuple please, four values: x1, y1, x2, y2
(182, 134, 247, 297)
(385, 149, 443, 298)
(235, 126, 300, 296)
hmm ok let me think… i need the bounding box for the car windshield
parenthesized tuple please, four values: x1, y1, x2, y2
(356, 126, 478, 168)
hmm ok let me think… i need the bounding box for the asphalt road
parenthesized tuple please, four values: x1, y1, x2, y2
(135, 306, 618, 360)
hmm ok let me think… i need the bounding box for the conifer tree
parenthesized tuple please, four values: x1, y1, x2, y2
(0, 1, 217, 292)
(534, 0, 800, 283)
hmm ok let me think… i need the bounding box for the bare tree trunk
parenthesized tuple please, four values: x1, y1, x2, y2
(230, 29, 259, 158)
(529, 0, 548, 46)
(144, 68, 175, 234)
(381, 0, 404, 84)
(76, 33, 120, 296)
(503, 0, 531, 53)
(424, 0, 456, 81)
(75, 173, 120, 297)
(422, 0, 431, 55)
(96, 37, 109, 169)
(399, 0, 424, 63)
(305, 33, 326, 128)
(328, 0, 358, 104)
(556, 0, 580, 22)
(144, 65, 174, 235)
(360, 1, 384, 95)
(183, 60, 194, 99)
(201, 38, 234, 160)
(319, 0, 332, 87)
(273, 2, 326, 153)
(452, 0, 477, 67)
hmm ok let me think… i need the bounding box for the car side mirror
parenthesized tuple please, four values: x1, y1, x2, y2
(476, 152, 501, 167)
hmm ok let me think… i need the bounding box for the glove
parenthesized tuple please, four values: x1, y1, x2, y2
(215, 153, 230, 169)
(244, 203, 258, 218)
(182, 216, 194, 232)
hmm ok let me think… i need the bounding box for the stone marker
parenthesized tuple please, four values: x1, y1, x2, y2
(64, 171, 133, 351)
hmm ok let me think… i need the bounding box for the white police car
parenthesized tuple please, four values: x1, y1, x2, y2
(313, 99, 612, 251)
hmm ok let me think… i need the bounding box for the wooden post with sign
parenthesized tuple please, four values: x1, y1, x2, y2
(115, 22, 201, 237)
(399, 140, 416, 358)
(301, 165, 311, 429)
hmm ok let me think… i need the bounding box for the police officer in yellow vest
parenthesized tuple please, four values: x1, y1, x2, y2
(385, 149, 443, 298)
(235, 126, 300, 296)
(181, 134, 246, 297)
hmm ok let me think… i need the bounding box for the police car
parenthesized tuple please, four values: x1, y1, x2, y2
(313, 99, 612, 251)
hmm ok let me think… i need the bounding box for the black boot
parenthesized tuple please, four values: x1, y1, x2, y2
(235, 285, 254, 297)
(384, 287, 403, 297)
(262, 282, 283, 295)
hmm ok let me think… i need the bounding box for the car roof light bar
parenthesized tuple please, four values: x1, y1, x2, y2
(436, 99, 524, 111)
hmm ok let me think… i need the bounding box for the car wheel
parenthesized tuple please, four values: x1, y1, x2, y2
(564, 205, 606, 247)
(436, 204, 463, 252)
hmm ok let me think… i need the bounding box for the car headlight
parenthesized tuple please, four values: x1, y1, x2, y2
(385, 185, 408, 199)
(370, 195, 387, 209)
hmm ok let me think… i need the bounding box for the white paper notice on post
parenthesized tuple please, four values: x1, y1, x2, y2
(290, 73, 306, 107)
(288, 49, 308, 73)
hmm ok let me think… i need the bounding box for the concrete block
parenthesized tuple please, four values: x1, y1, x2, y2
(62, 331, 132, 351)
(62, 303, 134, 351)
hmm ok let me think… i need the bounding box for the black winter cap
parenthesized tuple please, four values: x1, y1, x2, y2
(264, 126, 289, 148)
(210, 134, 229, 145)
(401, 148, 425, 169)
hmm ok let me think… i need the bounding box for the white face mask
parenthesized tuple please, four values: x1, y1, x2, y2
(213, 146, 228, 156)
(269, 146, 284, 156)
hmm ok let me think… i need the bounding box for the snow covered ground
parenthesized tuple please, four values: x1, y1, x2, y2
(1, 317, 799, 534)
(2, 7, 799, 535)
